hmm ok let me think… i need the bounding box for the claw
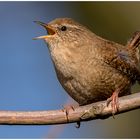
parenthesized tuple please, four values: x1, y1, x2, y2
(62, 105, 75, 122)
(75, 121, 81, 128)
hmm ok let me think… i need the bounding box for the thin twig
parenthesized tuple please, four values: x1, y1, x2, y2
(0, 92, 140, 125)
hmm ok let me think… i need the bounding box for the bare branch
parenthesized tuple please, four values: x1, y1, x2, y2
(0, 92, 140, 125)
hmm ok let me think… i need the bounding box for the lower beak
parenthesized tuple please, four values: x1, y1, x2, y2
(34, 21, 56, 40)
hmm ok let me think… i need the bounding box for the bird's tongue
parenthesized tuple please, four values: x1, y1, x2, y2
(46, 26, 55, 35)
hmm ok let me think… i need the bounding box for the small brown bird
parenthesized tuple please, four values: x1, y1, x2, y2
(34, 18, 140, 114)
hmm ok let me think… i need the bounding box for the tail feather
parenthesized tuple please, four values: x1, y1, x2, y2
(127, 31, 140, 50)
(127, 31, 140, 84)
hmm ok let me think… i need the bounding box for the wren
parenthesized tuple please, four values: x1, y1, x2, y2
(34, 18, 140, 114)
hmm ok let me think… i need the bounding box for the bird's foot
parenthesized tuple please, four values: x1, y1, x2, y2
(62, 105, 75, 122)
(62, 104, 81, 128)
(107, 89, 120, 117)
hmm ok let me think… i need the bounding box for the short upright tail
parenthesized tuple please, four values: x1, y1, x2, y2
(127, 31, 140, 50)
(127, 31, 140, 84)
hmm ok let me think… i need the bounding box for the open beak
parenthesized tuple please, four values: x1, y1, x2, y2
(34, 21, 56, 40)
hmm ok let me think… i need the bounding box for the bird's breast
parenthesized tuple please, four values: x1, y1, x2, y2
(49, 44, 132, 105)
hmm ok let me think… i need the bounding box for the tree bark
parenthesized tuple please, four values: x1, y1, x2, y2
(0, 92, 140, 125)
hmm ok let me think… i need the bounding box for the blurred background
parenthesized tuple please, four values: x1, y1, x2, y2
(0, 1, 140, 138)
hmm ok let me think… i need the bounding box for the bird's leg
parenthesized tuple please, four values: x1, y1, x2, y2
(107, 88, 120, 116)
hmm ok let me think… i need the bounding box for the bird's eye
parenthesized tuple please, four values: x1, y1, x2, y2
(61, 26, 67, 31)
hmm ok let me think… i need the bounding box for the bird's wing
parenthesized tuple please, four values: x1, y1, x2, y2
(101, 40, 140, 83)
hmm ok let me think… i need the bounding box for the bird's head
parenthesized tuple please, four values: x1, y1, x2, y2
(34, 18, 94, 51)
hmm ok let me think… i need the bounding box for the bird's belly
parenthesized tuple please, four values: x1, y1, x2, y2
(58, 62, 132, 105)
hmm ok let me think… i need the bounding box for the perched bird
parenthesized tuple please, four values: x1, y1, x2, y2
(34, 18, 140, 114)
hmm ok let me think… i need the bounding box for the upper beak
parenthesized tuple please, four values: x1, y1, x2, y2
(34, 21, 56, 40)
